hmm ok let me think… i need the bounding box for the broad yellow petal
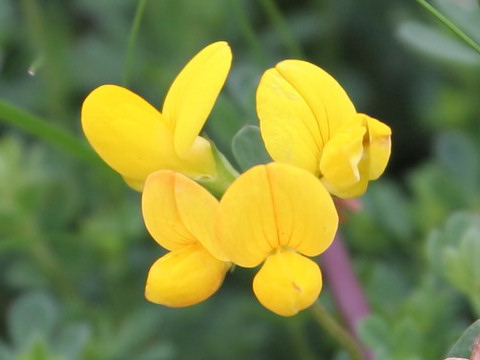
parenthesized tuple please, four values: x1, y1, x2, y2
(216, 165, 277, 267)
(82, 85, 177, 187)
(216, 163, 338, 267)
(253, 249, 322, 316)
(142, 171, 196, 251)
(162, 41, 232, 157)
(363, 114, 392, 180)
(257, 68, 323, 175)
(275, 60, 356, 137)
(264, 163, 338, 256)
(145, 244, 230, 307)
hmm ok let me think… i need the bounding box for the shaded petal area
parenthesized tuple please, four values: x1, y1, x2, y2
(216, 163, 338, 267)
(142, 171, 196, 251)
(172, 171, 229, 261)
(142, 170, 228, 261)
(363, 114, 392, 180)
(253, 249, 322, 316)
(145, 244, 230, 307)
(319, 122, 368, 198)
(162, 41, 232, 157)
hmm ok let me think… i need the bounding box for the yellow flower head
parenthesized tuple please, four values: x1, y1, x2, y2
(81, 41, 232, 191)
(142, 170, 230, 307)
(256, 60, 392, 198)
(216, 163, 338, 316)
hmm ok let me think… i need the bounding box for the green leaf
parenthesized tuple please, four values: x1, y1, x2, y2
(396, 21, 480, 66)
(434, 132, 480, 200)
(109, 308, 164, 358)
(54, 324, 90, 360)
(7, 293, 59, 349)
(231, 125, 271, 172)
(358, 316, 390, 350)
(18, 338, 58, 360)
(426, 212, 480, 313)
(206, 95, 245, 163)
(0, 341, 13, 360)
(447, 319, 480, 358)
(364, 181, 414, 242)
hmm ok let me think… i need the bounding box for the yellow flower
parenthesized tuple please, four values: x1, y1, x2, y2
(216, 163, 338, 316)
(142, 170, 230, 307)
(256, 60, 392, 198)
(81, 41, 232, 191)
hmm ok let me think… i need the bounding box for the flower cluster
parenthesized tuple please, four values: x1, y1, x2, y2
(81, 41, 391, 316)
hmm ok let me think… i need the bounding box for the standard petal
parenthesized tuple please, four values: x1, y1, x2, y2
(142, 171, 197, 251)
(253, 249, 322, 316)
(363, 114, 392, 180)
(145, 244, 230, 307)
(216, 163, 338, 267)
(162, 41, 232, 157)
(274, 60, 356, 143)
(216, 165, 278, 267)
(82, 85, 177, 188)
(264, 163, 338, 256)
(257, 68, 323, 175)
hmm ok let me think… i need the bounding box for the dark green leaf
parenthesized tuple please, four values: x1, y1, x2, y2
(447, 320, 480, 358)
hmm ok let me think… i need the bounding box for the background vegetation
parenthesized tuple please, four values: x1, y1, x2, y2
(1, 0, 480, 359)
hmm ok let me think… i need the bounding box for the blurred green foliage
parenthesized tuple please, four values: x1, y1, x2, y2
(1, 0, 480, 359)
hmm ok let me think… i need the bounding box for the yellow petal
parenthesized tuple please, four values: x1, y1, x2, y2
(216, 165, 277, 267)
(319, 123, 369, 198)
(145, 244, 230, 307)
(179, 136, 217, 181)
(172, 171, 229, 262)
(142, 170, 228, 262)
(274, 60, 356, 140)
(257, 68, 323, 175)
(363, 114, 392, 180)
(82, 85, 216, 190)
(142, 171, 196, 251)
(81, 85, 176, 187)
(162, 41, 232, 157)
(216, 163, 338, 267)
(257, 60, 357, 175)
(253, 249, 322, 316)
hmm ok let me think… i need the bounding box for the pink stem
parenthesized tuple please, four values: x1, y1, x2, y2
(321, 232, 374, 360)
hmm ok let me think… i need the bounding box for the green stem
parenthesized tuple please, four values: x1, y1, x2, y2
(196, 141, 239, 198)
(259, 0, 305, 58)
(309, 302, 366, 360)
(286, 318, 317, 360)
(123, 0, 150, 87)
(0, 99, 100, 165)
(415, 0, 480, 55)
